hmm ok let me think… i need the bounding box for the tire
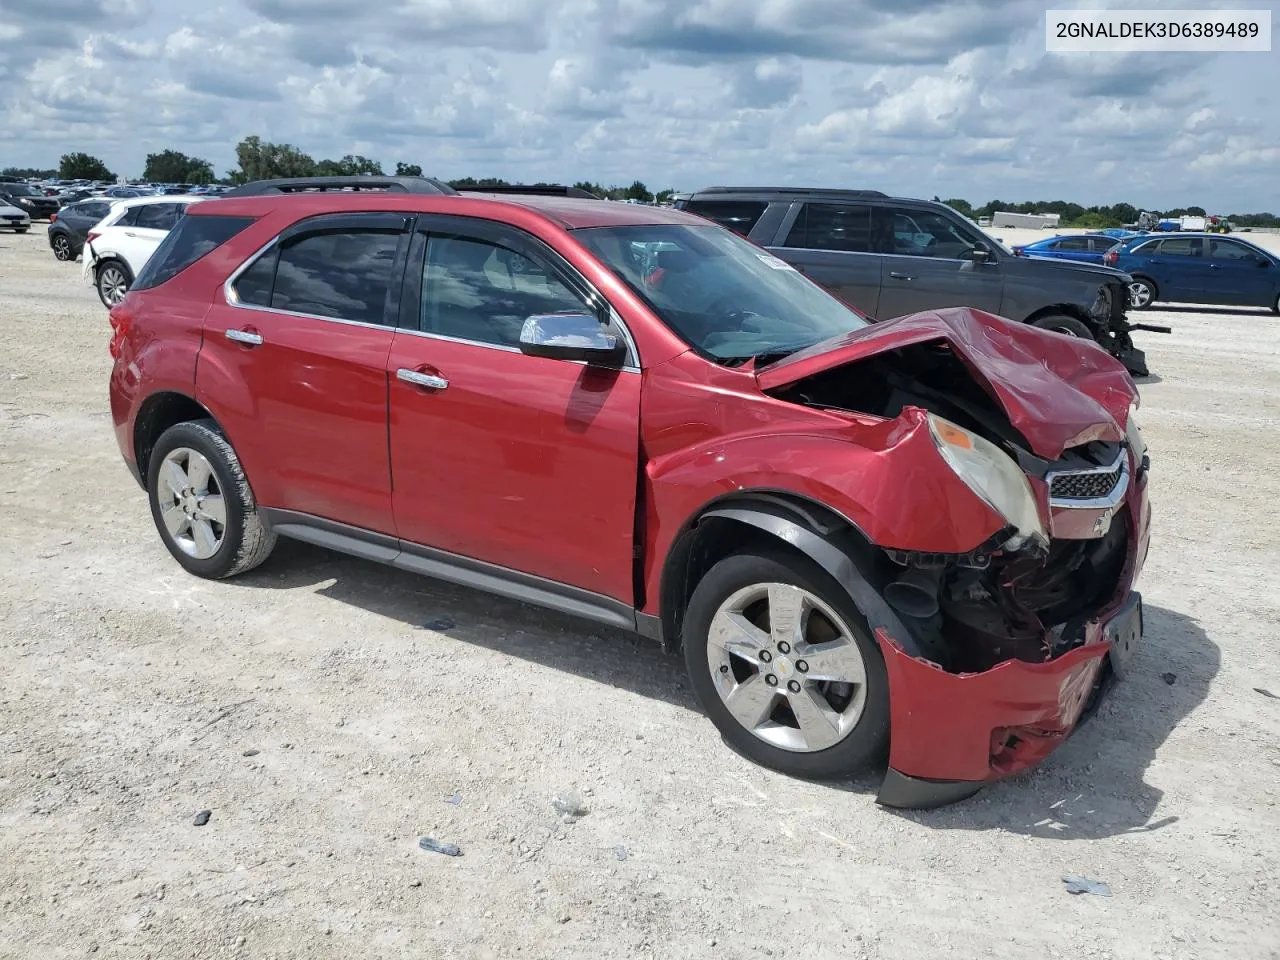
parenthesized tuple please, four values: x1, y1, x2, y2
(1031, 314, 1094, 339)
(51, 234, 73, 261)
(146, 419, 276, 580)
(682, 549, 890, 780)
(16, 227, 29, 234)
(96, 259, 131, 308)
(1128, 277, 1156, 309)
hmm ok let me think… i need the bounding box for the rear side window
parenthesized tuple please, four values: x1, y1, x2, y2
(134, 202, 184, 230)
(233, 229, 403, 326)
(1055, 236, 1091, 251)
(784, 203, 872, 253)
(132, 215, 256, 291)
(682, 200, 768, 237)
(1156, 237, 1200, 257)
(115, 206, 142, 227)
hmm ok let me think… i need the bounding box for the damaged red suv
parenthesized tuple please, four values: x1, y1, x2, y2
(108, 176, 1151, 808)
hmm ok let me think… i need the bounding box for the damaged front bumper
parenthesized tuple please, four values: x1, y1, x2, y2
(1092, 278, 1170, 378)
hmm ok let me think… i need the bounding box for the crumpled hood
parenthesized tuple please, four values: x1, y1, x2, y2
(756, 307, 1138, 460)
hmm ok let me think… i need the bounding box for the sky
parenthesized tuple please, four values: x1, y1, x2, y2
(0, 0, 1276, 211)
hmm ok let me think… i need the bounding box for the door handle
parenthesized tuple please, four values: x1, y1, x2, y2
(1209, 264, 1221, 269)
(397, 368, 449, 390)
(888, 272, 915, 281)
(225, 328, 264, 346)
(123, 231, 138, 237)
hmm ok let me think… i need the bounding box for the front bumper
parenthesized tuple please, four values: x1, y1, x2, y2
(874, 457, 1151, 809)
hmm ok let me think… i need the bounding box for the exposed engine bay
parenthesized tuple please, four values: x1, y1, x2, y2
(768, 340, 1136, 675)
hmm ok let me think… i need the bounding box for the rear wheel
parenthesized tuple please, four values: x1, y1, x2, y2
(15, 226, 29, 234)
(1031, 314, 1094, 339)
(147, 420, 276, 580)
(682, 550, 889, 779)
(96, 260, 131, 307)
(51, 234, 73, 260)
(1129, 277, 1156, 309)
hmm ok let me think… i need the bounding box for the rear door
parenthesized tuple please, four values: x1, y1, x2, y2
(874, 204, 1004, 319)
(199, 212, 410, 533)
(386, 215, 642, 602)
(1201, 237, 1273, 306)
(1050, 235, 1096, 263)
(766, 201, 882, 316)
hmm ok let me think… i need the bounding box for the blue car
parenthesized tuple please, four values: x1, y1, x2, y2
(1104, 233, 1280, 312)
(1011, 232, 1121, 264)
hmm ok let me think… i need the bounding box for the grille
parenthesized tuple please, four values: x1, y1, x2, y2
(1050, 465, 1124, 501)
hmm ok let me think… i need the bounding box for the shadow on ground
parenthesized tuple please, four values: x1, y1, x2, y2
(1147, 304, 1274, 317)
(236, 544, 1215, 836)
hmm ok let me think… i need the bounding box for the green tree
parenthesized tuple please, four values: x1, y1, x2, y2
(230, 136, 317, 184)
(942, 197, 974, 217)
(314, 154, 383, 176)
(2, 166, 57, 179)
(59, 152, 114, 181)
(143, 149, 215, 185)
(395, 162, 423, 177)
(622, 180, 653, 203)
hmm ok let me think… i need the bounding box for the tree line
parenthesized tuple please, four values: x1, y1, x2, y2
(5, 140, 1277, 228)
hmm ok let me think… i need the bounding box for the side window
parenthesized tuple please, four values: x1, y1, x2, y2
(115, 206, 142, 228)
(682, 200, 768, 237)
(1208, 239, 1256, 260)
(1156, 237, 1200, 257)
(420, 235, 589, 347)
(784, 203, 872, 252)
(874, 206, 981, 259)
(133, 215, 256, 291)
(85, 202, 110, 220)
(270, 230, 402, 325)
(134, 203, 182, 230)
(233, 249, 278, 307)
(1056, 236, 1092, 251)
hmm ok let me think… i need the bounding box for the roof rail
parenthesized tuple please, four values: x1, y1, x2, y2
(222, 175, 457, 198)
(695, 186, 889, 198)
(454, 184, 601, 199)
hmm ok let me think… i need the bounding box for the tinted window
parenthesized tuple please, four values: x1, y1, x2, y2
(133, 215, 256, 291)
(80, 201, 111, 221)
(876, 206, 982, 259)
(1157, 237, 1200, 257)
(134, 202, 184, 230)
(784, 203, 872, 252)
(1207, 239, 1257, 261)
(233, 250, 277, 307)
(682, 200, 768, 237)
(1055, 236, 1092, 251)
(421, 236, 587, 346)
(270, 230, 402, 325)
(575, 224, 870, 361)
(115, 206, 142, 227)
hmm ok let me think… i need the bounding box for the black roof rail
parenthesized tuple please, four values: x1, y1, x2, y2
(222, 175, 457, 198)
(454, 184, 601, 199)
(694, 186, 889, 198)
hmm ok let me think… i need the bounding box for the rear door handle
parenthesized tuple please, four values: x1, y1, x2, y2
(1209, 264, 1222, 269)
(889, 272, 915, 281)
(123, 231, 138, 238)
(397, 369, 449, 390)
(225, 329, 263, 346)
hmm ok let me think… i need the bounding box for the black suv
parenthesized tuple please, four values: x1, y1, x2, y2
(677, 187, 1163, 376)
(0, 180, 59, 221)
(47, 198, 113, 261)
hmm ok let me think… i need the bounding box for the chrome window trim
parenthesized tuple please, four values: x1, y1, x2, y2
(1046, 449, 1131, 510)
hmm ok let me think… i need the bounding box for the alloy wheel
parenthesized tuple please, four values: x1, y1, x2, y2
(156, 447, 227, 560)
(99, 266, 128, 306)
(52, 236, 72, 260)
(1128, 280, 1153, 308)
(706, 582, 868, 752)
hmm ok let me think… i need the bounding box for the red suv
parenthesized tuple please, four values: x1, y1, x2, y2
(109, 176, 1152, 808)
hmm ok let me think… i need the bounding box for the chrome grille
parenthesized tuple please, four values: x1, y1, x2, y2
(1050, 466, 1124, 501)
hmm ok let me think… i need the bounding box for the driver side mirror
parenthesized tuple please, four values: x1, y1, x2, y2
(970, 243, 994, 263)
(518, 313, 627, 367)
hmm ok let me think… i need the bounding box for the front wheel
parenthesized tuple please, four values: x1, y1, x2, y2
(682, 550, 890, 779)
(1031, 314, 1094, 339)
(147, 420, 276, 579)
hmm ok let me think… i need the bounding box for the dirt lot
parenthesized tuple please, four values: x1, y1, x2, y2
(1, 225, 1278, 960)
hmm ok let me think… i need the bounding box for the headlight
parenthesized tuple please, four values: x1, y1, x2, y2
(927, 413, 1047, 549)
(1125, 402, 1146, 459)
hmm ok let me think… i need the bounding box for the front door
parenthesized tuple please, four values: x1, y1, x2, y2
(1142, 236, 1208, 302)
(1201, 237, 1274, 306)
(387, 217, 642, 603)
(873, 205, 1005, 320)
(198, 212, 410, 534)
(766, 201, 882, 316)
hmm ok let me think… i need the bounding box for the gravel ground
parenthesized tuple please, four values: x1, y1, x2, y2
(1, 225, 1278, 960)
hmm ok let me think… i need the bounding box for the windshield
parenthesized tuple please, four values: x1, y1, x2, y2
(573, 224, 870, 362)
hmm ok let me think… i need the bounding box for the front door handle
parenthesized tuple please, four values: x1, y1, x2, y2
(397, 368, 449, 390)
(225, 328, 264, 346)
(888, 272, 915, 280)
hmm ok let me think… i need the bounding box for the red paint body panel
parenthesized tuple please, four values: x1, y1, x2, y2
(755, 307, 1137, 460)
(197, 304, 396, 534)
(387, 333, 642, 601)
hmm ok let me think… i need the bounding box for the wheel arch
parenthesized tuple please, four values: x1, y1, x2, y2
(133, 391, 218, 482)
(1023, 303, 1101, 337)
(657, 490, 918, 659)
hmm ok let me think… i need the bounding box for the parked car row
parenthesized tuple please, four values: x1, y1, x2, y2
(105, 174, 1151, 808)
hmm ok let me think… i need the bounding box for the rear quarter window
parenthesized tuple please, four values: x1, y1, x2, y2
(682, 200, 769, 237)
(131, 215, 256, 291)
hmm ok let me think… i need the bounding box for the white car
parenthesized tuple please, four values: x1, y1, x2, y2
(0, 198, 31, 233)
(82, 194, 207, 307)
